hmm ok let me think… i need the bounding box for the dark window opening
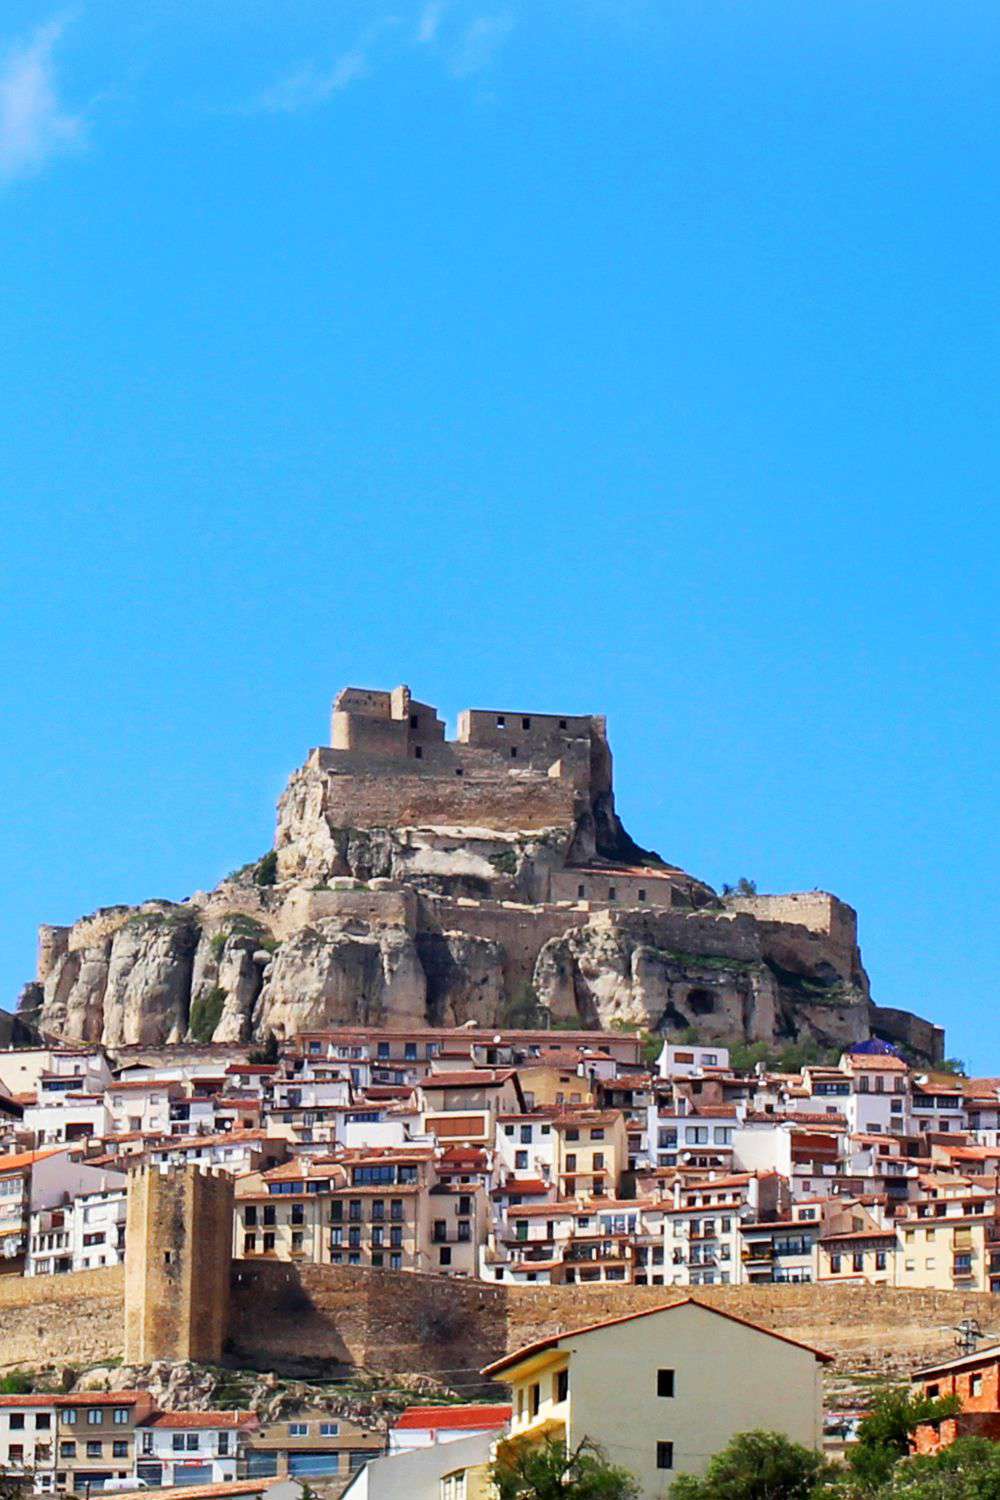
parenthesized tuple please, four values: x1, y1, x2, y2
(496, 715, 506, 727)
(657, 1442, 674, 1471)
(413, 746, 422, 759)
(556, 1369, 569, 1403)
(455, 768, 464, 776)
(658, 1369, 675, 1398)
(409, 714, 418, 728)
(510, 747, 518, 759)
(522, 717, 531, 730)
(559, 719, 567, 729)
(638, 888, 646, 901)
(608, 887, 616, 900)
(577, 885, 586, 898)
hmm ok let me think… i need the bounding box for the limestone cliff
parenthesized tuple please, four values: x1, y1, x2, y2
(14, 684, 944, 1063)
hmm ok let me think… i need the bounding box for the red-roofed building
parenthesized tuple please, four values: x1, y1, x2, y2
(389, 1404, 511, 1451)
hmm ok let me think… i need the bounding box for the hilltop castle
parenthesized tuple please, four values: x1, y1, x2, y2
(22, 683, 943, 1063)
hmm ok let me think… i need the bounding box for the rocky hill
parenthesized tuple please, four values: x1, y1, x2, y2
(14, 684, 943, 1063)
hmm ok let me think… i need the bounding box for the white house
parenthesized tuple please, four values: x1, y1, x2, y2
(136, 1412, 259, 1487)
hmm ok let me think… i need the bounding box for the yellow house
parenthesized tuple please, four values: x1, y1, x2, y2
(482, 1298, 830, 1497)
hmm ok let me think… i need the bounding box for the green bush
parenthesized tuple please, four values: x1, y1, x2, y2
(0, 1371, 32, 1394)
(255, 851, 278, 886)
(189, 986, 227, 1043)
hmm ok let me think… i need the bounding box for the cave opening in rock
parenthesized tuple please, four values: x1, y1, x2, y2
(687, 987, 716, 1015)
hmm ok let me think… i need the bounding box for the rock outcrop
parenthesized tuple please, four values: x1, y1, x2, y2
(12, 684, 944, 1063)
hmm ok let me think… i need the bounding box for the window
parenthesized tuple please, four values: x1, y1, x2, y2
(61, 1411, 77, 1427)
(413, 746, 422, 759)
(320, 1423, 339, 1437)
(35, 1415, 51, 1430)
(522, 717, 531, 730)
(263, 1232, 275, 1252)
(529, 1384, 540, 1418)
(289, 1424, 308, 1437)
(113, 1441, 128, 1458)
(592, 1153, 605, 1169)
(244, 1206, 257, 1227)
(404, 1043, 417, 1061)
(638, 889, 646, 901)
(9, 1415, 24, 1431)
(876, 1251, 887, 1271)
(971, 1374, 983, 1397)
(510, 747, 518, 759)
(87, 1409, 103, 1426)
(555, 1369, 569, 1403)
(439, 1247, 452, 1266)
(657, 1369, 675, 1398)
(60, 1443, 76, 1459)
(86, 1441, 103, 1458)
(656, 1442, 674, 1471)
(830, 1255, 842, 1273)
(496, 716, 505, 728)
(291, 1203, 304, 1226)
(577, 885, 586, 899)
(852, 1253, 864, 1273)
(172, 1435, 186, 1451)
(590, 1128, 605, 1141)
(565, 1154, 577, 1171)
(565, 1128, 579, 1142)
(113, 1409, 129, 1425)
(608, 888, 616, 901)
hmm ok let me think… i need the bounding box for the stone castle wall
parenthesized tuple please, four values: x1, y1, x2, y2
(298, 750, 586, 835)
(0, 1265, 123, 1371)
(1, 1260, 990, 1383)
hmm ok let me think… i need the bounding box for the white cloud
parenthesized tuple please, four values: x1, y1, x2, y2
(249, 47, 369, 114)
(449, 13, 513, 78)
(417, 2, 447, 44)
(0, 16, 85, 182)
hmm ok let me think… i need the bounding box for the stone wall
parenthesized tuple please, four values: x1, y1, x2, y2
(2, 1261, 995, 1386)
(295, 750, 585, 835)
(0, 1265, 123, 1372)
(226, 1262, 1000, 1386)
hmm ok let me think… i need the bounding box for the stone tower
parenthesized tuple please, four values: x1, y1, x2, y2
(124, 1163, 234, 1364)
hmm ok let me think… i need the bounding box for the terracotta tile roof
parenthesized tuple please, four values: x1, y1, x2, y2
(422, 1071, 517, 1088)
(393, 1404, 511, 1432)
(0, 1146, 68, 1174)
(104, 1481, 272, 1500)
(144, 1412, 258, 1430)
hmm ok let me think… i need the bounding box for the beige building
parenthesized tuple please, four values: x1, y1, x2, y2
(552, 1110, 627, 1201)
(236, 1146, 484, 1275)
(247, 1408, 384, 1486)
(895, 1181, 998, 1292)
(483, 1298, 830, 1496)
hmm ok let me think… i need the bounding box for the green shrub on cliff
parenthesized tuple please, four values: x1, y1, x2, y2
(189, 986, 226, 1042)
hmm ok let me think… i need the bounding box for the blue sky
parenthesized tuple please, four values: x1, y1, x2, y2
(1, 1, 997, 1066)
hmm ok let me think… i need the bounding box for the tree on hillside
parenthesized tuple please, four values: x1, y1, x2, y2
(668, 1430, 832, 1500)
(491, 1436, 639, 1500)
(845, 1386, 962, 1490)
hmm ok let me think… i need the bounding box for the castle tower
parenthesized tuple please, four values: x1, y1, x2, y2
(124, 1163, 234, 1364)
